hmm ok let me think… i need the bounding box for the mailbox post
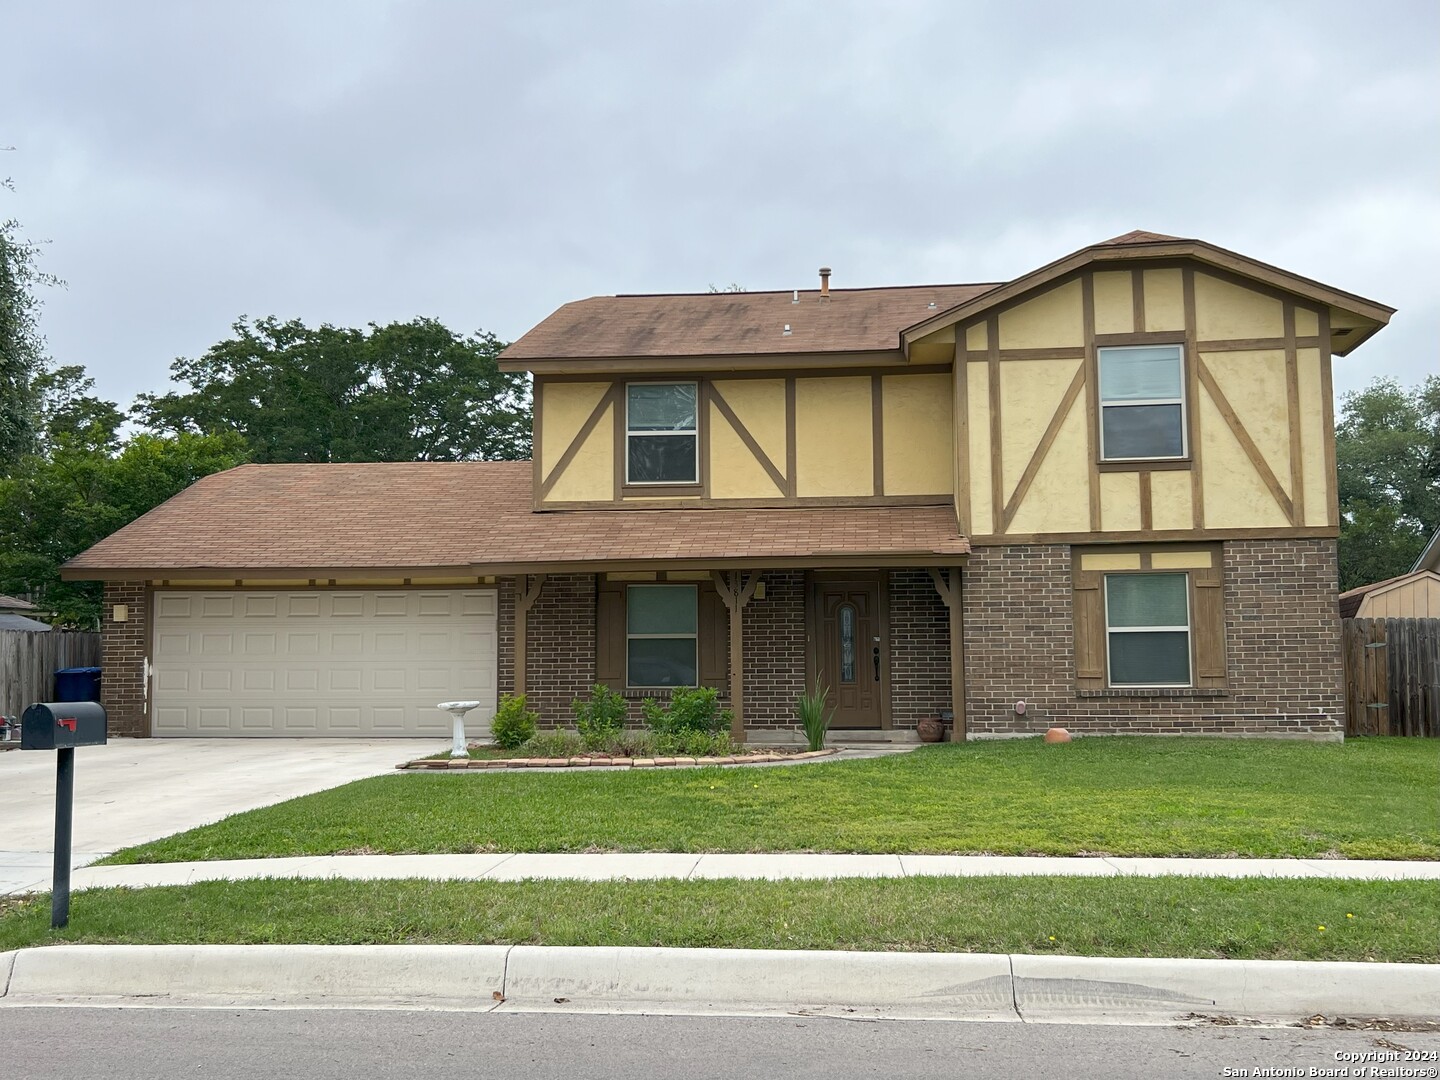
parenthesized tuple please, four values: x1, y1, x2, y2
(21, 701, 108, 929)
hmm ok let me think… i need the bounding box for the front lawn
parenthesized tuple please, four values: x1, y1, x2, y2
(108, 737, 1440, 862)
(1, 876, 1434, 962)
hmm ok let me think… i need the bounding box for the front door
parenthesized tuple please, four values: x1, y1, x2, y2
(811, 575, 885, 729)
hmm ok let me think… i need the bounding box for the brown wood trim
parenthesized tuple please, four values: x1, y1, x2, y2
(871, 375, 885, 497)
(969, 525, 1338, 545)
(1131, 269, 1145, 333)
(1139, 471, 1153, 532)
(953, 341, 971, 537)
(538, 493, 955, 511)
(508, 350, 911, 376)
(612, 383, 624, 499)
(707, 384, 787, 496)
(1183, 267, 1204, 529)
(1196, 357, 1295, 525)
(1082, 272, 1102, 531)
(1199, 336, 1320, 352)
(698, 379, 712, 497)
(785, 377, 798, 499)
(538, 382, 617, 501)
(619, 484, 703, 497)
(1000, 362, 1086, 532)
(1319, 308, 1338, 528)
(534, 364, 954, 383)
(961, 347, 1086, 361)
(927, 566, 954, 606)
(878, 572, 892, 731)
(1283, 302, 1305, 526)
(1094, 331, 1186, 347)
(532, 376, 546, 510)
(987, 315, 1003, 533)
(1097, 458, 1192, 473)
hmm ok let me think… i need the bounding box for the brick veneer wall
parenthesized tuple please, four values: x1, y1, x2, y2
(960, 538, 1344, 738)
(521, 573, 598, 724)
(101, 581, 148, 737)
(889, 569, 951, 729)
(738, 570, 807, 728)
(497, 577, 515, 699)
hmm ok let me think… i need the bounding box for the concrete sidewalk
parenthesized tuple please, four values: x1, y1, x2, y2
(16, 851, 1437, 894)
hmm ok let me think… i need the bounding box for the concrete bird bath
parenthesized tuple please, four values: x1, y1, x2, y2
(437, 700, 482, 759)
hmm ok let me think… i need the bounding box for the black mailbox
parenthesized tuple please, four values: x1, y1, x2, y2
(22, 701, 108, 749)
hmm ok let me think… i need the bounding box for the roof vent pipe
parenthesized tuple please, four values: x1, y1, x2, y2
(819, 266, 831, 300)
(792, 289, 799, 304)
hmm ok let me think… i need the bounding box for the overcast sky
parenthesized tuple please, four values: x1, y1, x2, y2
(5, 0, 1437, 414)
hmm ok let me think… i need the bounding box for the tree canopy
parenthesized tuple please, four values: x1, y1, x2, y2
(1335, 375, 1440, 591)
(0, 215, 60, 468)
(134, 316, 530, 463)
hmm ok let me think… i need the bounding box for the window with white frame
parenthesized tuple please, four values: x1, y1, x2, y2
(1098, 345, 1186, 460)
(1104, 573, 1192, 686)
(626, 383, 698, 484)
(626, 584, 698, 687)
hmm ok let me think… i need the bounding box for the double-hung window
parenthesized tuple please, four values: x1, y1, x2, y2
(1098, 345, 1186, 461)
(1103, 573, 1191, 686)
(626, 383, 698, 484)
(626, 584, 698, 688)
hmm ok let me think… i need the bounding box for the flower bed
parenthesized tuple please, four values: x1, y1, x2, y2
(400, 746, 838, 770)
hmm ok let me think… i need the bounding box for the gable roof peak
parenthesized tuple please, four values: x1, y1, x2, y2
(1100, 229, 1186, 246)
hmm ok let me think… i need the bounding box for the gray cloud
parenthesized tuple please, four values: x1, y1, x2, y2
(5, 0, 1437, 412)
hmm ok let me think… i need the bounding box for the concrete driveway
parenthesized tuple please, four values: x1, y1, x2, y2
(0, 738, 439, 895)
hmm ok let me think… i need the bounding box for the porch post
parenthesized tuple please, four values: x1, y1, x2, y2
(513, 574, 547, 697)
(928, 566, 967, 742)
(713, 570, 762, 744)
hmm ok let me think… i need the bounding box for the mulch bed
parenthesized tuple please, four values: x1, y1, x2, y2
(398, 748, 839, 770)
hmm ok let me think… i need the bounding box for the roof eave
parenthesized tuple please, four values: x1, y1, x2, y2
(500, 349, 908, 375)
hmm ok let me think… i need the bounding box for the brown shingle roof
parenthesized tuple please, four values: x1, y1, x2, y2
(1100, 229, 1186, 245)
(499, 283, 998, 362)
(0, 593, 38, 611)
(62, 463, 968, 578)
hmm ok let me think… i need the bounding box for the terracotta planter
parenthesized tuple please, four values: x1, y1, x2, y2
(1044, 727, 1072, 744)
(917, 717, 945, 743)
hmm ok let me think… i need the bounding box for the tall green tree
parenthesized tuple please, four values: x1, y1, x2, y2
(1335, 375, 1440, 591)
(134, 316, 531, 462)
(0, 369, 248, 626)
(0, 214, 60, 469)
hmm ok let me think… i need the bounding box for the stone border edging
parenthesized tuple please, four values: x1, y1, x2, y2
(397, 748, 839, 770)
(2, 945, 1436, 1024)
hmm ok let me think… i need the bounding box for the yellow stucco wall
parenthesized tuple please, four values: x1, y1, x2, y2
(1005, 395, 1090, 534)
(711, 379, 786, 468)
(1150, 470, 1192, 531)
(1092, 271, 1134, 336)
(1100, 472, 1141, 532)
(965, 323, 987, 351)
(540, 382, 608, 474)
(1204, 349, 1291, 490)
(997, 278, 1084, 349)
(1143, 269, 1185, 332)
(999, 358, 1082, 497)
(795, 377, 873, 497)
(709, 398, 784, 499)
(1199, 388, 1289, 529)
(1295, 348, 1331, 526)
(1195, 272, 1284, 339)
(967, 361, 993, 534)
(546, 400, 613, 502)
(882, 373, 953, 495)
(1295, 307, 1320, 336)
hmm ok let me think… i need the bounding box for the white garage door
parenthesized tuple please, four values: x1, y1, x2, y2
(151, 590, 497, 737)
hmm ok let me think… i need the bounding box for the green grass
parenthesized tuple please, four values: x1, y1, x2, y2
(0, 877, 1433, 962)
(107, 737, 1440, 863)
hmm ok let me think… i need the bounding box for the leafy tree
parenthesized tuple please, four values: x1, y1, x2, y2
(134, 316, 530, 463)
(1335, 375, 1440, 590)
(0, 214, 61, 469)
(0, 370, 248, 626)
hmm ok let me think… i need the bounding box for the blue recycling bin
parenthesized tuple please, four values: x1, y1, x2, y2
(54, 667, 102, 703)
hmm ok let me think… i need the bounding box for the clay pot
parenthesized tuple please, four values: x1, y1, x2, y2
(1044, 727, 1072, 744)
(917, 717, 946, 743)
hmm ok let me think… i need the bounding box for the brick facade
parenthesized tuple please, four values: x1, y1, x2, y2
(738, 571, 806, 728)
(959, 538, 1343, 739)
(889, 569, 952, 729)
(100, 581, 148, 738)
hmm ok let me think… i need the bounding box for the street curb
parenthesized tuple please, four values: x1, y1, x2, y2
(1, 945, 1437, 1022)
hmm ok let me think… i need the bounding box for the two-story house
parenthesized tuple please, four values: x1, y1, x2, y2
(64, 231, 1392, 742)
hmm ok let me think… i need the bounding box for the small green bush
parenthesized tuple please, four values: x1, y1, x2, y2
(518, 731, 584, 758)
(608, 730, 657, 757)
(661, 730, 733, 757)
(572, 684, 628, 750)
(490, 694, 539, 750)
(642, 686, 733, 740)
(796, 681, 832, 752)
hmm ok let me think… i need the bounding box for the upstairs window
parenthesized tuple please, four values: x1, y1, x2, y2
(1098, 345, 1186, 460)
(626, 383, 698, 484)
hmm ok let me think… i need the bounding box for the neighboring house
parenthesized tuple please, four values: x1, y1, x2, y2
(1413, 527, 1440, 574)
(62, 231, 1393, 742)
(0, 594, 50, 632)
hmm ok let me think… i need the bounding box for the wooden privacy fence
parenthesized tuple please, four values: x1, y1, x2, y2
(1342, 618, 1440, 737)
(0, 630, 102, 719)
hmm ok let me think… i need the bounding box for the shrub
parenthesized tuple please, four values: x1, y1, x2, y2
(572, 684, 628, 750)
(662, 730, 733, 757)
(490, 694, 539, 750)
(796, 681, 832, 752)
(518, 731, 584, 758)
(608, 730, 657, 757)
(642, 686, 732, 740)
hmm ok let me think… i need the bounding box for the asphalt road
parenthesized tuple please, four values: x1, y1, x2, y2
(4, 1008, 1438, 1080)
